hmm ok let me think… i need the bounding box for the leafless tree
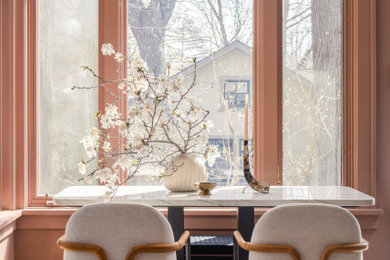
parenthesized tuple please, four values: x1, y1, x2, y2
(128, 0, 177, 73)
(283, 0, 343, 186)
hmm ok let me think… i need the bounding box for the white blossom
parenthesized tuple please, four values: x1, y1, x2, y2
(101, 43, 115, 56)
(113, 156, 132, 172)
(143, 101, 153, 113)
(114, 52, 124, 62)
(132, 57, 148, 71)
(95, 168, 119, 187)
(84, 175, 93, 184)
(102, 141, 112, 152)
(79, 66, 88, 76)
(79, 127, 100, 158)
(202, 120, 214, 132)
(206, 145, 220, 167)
(196, 132, 209, 146)
(100, 104, 120, 129)
(170, 80, 181, 92)
(188, 107, 200, 121)
(118, 121, 130, 135)
(128, 107, 139, 120)
(135, 79, 148, 92)
(118, 81, 126, 90)
(78, 162, 87, 175)
(100, 115, 111, 129)
(76, 54, 215, 191)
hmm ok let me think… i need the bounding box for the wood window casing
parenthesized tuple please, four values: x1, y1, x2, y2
(254, 0, 377, 199)
(0, 0, 377, 208)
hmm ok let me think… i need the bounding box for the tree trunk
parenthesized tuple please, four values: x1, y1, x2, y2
(311, 0, 342, 71)
(128, 0, 177, 74)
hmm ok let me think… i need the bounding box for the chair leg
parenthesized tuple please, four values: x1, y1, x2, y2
(185, 239, 191, 260)
(233, 236, 240, 260)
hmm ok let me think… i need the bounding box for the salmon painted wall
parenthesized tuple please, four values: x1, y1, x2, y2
(0, 234, 14, 260)
(9, 210, 385, 260)
(2, 0, 390, 259)
(365, 0, 390, 258)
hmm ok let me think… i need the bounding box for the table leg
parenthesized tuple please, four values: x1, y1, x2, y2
(237, 207, 254, 260)
(168, 206, 185, 260)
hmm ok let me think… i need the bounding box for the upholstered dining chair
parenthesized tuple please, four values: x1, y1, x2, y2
(57, 203, 190, 260)
(234, 203, 368, 260)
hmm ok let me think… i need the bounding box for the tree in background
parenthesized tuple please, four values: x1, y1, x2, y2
(128, 0, 177, 73)
(126, 0, 253, 186)
(282, 0, 343, 186)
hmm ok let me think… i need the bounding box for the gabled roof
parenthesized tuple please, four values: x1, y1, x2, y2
(174, 40, 313, 86)
(176, 40, 252, 76)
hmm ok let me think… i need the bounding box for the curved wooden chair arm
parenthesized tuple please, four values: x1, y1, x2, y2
(126, 231, 190, 260)
(57, 235, 107, 260)
(320, 238, 369, 260)
(233, 231, 301, 260)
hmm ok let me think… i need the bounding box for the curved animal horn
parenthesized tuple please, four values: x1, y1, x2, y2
(243, 140, 270, 193)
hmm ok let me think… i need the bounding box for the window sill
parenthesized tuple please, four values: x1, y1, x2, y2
(0, 210, 22, 241)
(0, 210, 22, 230)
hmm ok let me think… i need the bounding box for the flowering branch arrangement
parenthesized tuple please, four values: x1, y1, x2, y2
(75, 43, 220, 191)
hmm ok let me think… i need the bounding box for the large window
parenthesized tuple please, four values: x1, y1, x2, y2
(127, 0, 253, 186)
(282, 0, 343, 186)
(32, 0, 377, 200)
(37, 0, 98, 195)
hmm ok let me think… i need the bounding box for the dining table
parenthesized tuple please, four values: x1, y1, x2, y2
(53, 185, 375, 260)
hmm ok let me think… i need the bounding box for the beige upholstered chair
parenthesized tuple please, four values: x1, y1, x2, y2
(234, 203, 368, 260)
(57, 203, 189, 260)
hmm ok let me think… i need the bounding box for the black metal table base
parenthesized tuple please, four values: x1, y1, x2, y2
(168, 206, 186, 260)
(237, 207, 254, 260)
(168, 206, 254, 260)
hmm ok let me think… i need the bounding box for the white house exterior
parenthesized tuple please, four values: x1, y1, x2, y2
(177, 41, 253, 184)
(179, 41, 252, 142)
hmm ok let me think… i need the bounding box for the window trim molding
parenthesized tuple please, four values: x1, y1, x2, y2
(0, 0, 377, 209)
(25, 0, 129, 206)
(253, 0, 283, 185)
(98, 0, 128, 182)
(254, 0, 377, 197)
(342, 0, 377, 197)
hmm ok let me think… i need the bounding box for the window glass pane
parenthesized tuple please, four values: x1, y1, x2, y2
(38, 0, 98, 195)
(282, 0, 343, 185)
(127, 0, 253, 186)
(237, 82, 248, 93)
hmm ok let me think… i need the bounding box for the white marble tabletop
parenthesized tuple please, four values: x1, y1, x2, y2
(53, 185, 375, 207)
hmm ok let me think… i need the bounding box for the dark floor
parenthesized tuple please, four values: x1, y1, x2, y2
(190, 235, 233, 260)
(192, 257, 233, 260)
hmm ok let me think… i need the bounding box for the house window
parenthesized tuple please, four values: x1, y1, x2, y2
(282, 0, 343, 186)
(207, 138, 246, 185)
(223, 79, 250, 109)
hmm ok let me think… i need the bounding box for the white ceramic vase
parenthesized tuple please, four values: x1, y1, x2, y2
(163, 153, 207, 192)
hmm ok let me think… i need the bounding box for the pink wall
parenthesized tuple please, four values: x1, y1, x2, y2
(365, 0, 390, 258)
(0, 234, 14, 260)
(1, 0, 390, 259)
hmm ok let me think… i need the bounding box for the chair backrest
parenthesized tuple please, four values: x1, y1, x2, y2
(64, 203, 176, 260)
(249, 203, 363, 260)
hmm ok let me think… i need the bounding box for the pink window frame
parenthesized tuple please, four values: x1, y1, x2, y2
(253, 0, 377, 200)
(0, 0, 376, 209)
(26, 0, 128, 207)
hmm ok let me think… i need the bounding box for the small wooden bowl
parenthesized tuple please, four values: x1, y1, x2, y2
(194, 182, 217, 195)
